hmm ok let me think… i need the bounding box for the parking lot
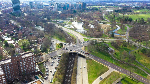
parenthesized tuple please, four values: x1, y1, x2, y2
(43, 55, 61, 84)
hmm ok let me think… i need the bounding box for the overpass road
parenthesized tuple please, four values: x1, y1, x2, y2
(42, 41, 150, 84)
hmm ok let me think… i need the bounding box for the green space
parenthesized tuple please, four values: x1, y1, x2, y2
(109, 41, 150, 77)
(84, 38, 90, 41)
(126, 14, 150, 20)
(99, 71, 123, 84)
(53, 34, 66, 43)
(127, 24, 133, 28)
(133, 9, 150, 13)
(67, 32, 76, 43)
(85, 42, 149, 79)
(121, 77, 144, 84)
(139, 41, 150, 48)
(131, 49, 150, 73)
(86, 59, 109, 84)
(56, 43, 63, 50)
(38, 63, 45, 76)
(116, 25, 127, 35)
(53, 53, 69, 84)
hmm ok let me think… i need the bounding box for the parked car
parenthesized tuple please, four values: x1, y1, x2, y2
(44, 76, 48, 80)
(50, 78, 53, 83)
(46, 72, 49, 75)
(85, 53, 89, 55)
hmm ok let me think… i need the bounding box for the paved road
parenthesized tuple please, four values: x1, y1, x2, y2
(75, 50, 150, 84)
(77, 56, 88, 84)
(92, 68, 115, 84)
(43, 39, 150, 84)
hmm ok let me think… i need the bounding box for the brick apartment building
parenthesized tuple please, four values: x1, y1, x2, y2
(0, 52, 36, 84)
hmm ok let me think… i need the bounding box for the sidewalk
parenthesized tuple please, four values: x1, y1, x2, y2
(92, 67, 115, 84)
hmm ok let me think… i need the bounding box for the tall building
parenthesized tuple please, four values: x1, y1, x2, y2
(29, 2, 34, 9)
(11, 0, 21, 12)
(0, 52, 36, 84)
(82, 2, 86, 9)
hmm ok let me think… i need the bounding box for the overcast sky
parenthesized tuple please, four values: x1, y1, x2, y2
(0, 0, 150, 2)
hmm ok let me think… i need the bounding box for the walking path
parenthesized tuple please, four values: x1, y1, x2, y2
(112, 77, 122, 84)
(92, 67, 116, 84)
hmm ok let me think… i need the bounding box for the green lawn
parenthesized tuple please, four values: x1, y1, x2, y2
(117, 25, 127, 35)
(133, 9, 150, 13)
(99, 71, 122, 84)
(84, 38, 90, 41)
(121, 77, 144, 84)
(86, 42, 148, 78)
(126, 14, 150, 20)
(86, 59, 109, 84)
(56, 43, 63, 50)
(131, 50, 150, 74)
(38, 63, 45, 76)
(53, 35, 66, 43)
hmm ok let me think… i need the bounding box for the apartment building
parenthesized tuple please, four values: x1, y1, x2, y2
(0, 52, 36, 84)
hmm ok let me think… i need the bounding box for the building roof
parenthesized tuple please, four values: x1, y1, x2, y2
(28, 79, 43, 84)
(21, 52, 34, 58)
(0, 59, 11, 65)
(0, 66, 4, 75)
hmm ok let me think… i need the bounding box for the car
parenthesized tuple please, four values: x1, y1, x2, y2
(46, 69, 49, 72)
(100, 77, 103, 80)
(85, 53, 89, 55)
(50, 70, 52, 72)
(58, 55, 61, 57)
(50, 78, 53, 83)
(66, 48, 68, 50)
(46, 72, 49, 75)
(51, 64, 53, 66)
(70, 50, 72, 51)
(80, 67, 81, 69)
(46, 66, 48, 69)
(44, 76, 48, 80)
(84, 66, 86, 68)
(73, 45, 76, 47)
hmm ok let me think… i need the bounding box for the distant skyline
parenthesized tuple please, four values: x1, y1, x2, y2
(1, 0, 150, 2)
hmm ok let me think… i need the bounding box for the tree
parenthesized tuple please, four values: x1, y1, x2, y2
(121, 50, 128, 61)
(4, 40, 9, 47)
(111, 32, 114, 37)
(18, 39, 30, 51)
(41, 37, 51, 52)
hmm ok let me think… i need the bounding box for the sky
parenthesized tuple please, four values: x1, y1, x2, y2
(0, 0, 150, 2)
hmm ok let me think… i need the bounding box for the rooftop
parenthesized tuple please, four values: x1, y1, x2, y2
(28, 79, 43, 84)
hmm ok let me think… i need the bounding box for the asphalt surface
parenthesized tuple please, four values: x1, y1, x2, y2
(77, 56, 88, 84)
(92, 68, 115, 84)
(76, 50, 150, 84)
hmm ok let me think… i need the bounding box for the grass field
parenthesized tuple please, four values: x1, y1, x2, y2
(38, 63, 45, 76)
(85, 42, 148, 79)
(133, 9, 150, 13)
(117, 25, 127, 35)
(99, 71, 122, 84)
(131, 50, 150, 73)
(126, 14, 150, 20)
(121, 77, 144, 84)
(86, 59, 109, 84)
(84, 38, 90, 41)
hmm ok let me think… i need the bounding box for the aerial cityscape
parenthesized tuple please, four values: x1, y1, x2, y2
(0, 0, 150, 84)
